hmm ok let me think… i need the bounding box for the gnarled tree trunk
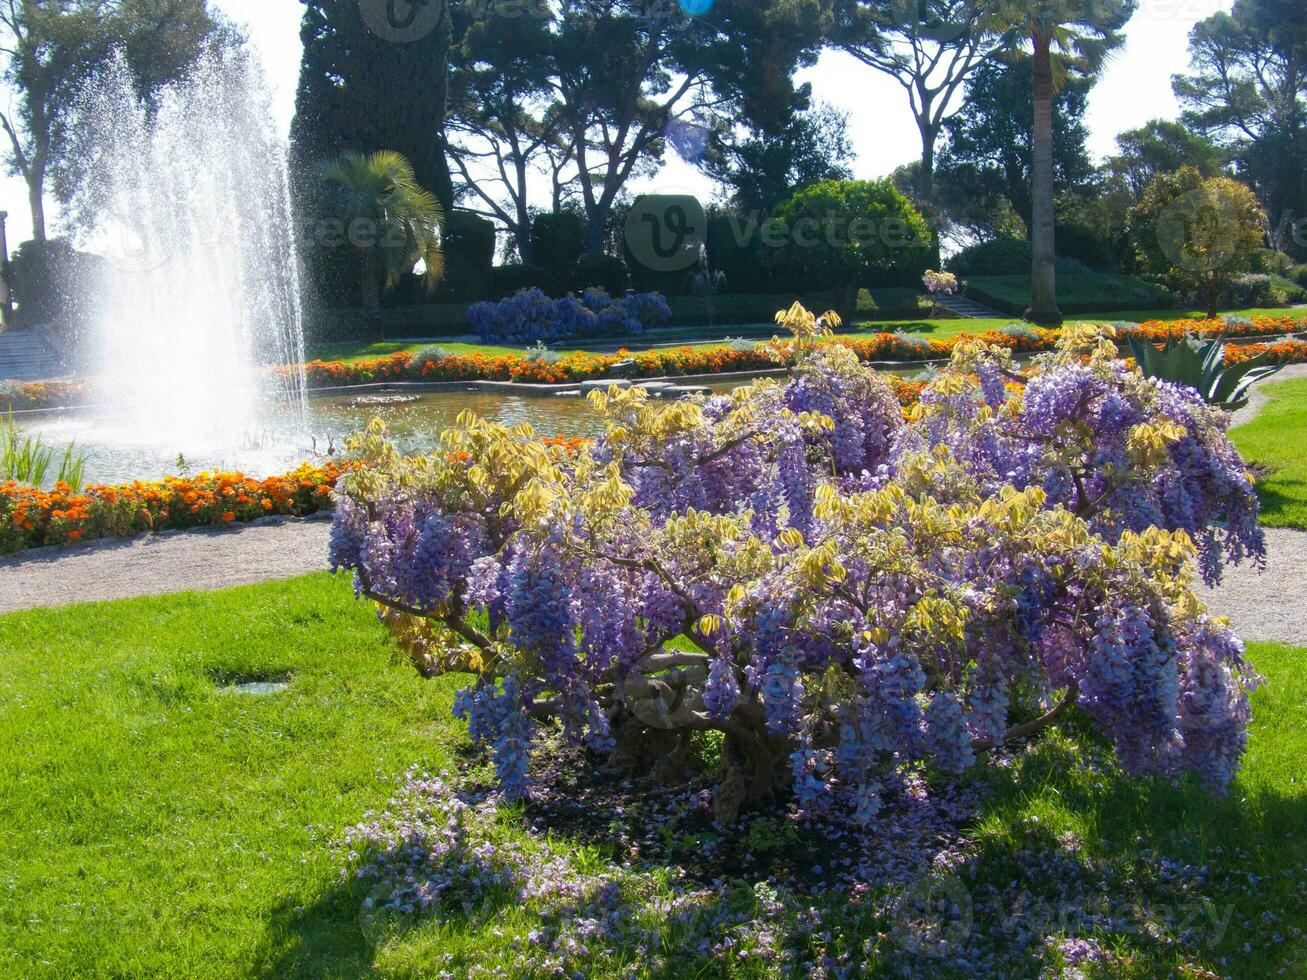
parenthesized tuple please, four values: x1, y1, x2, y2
(1025, 31, 1063, 327)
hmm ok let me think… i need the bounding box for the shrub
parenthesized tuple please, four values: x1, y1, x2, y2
(1218, 273, 1290, 309)
(530, 212, 585, 276)
(571, 252, 629, 296)
(705, 211, 764, 294)
(891, 333, 935, 358)
(1254, 248, 1293, 275)
(622, 291, 672, 326)
(489, 264, 562, 299)
(1290, 264, 1307, 289)
(947, 237, 1032, 276)
(1128, 168, 1265, 317)
(468, 288, 671, 345)
(766, 179, 932, 311)
(865, 287, 924, 318)
(332, 315, 1265, 824)
(9, 238, 103, 336)
(412, 345, 453, 373)
(442, 212, 497, 301)
(999, 323, 1041, 343)
(950, 236, 1122, 279)
(1269, 274, 1307, 304)
(624, 194, 704, 296)
(523, 341, 564, 365)
(921, 269, 959, 295)
(965, 273, 1174, 316)
(1055, 222, 1124, 272)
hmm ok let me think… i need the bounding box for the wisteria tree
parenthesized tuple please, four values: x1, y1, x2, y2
(330, 308, 1265, 823)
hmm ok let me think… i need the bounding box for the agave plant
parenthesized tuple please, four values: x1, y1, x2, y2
(1126, 335, 1282, 411)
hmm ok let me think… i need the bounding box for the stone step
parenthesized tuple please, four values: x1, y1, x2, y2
(0, 330, 65, 380)
(931, 294, 1006, 319)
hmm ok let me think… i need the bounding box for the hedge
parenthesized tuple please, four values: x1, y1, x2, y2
(965, 273, 1174, 315)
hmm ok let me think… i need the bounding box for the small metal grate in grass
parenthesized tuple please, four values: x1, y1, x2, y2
(210, 670, 292, 696)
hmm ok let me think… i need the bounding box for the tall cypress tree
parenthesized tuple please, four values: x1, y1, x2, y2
(291, 0, 452, 313)
(290, 0, 452, 210)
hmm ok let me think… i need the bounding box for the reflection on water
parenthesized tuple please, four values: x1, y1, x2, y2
(16, 388, 680, 485)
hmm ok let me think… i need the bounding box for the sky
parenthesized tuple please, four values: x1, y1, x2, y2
(0, 0, 1231, 248)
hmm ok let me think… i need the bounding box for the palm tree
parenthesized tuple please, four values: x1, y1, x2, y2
(317, 150, 444, 317)
(1007, 0, 1133, 324)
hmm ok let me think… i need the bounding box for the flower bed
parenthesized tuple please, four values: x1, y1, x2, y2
(4, 315, 1305, 413)
(1224, 338, 1307, 364)
(468, 288, 672, 345)
(293, 314, 1307, 391)
(0, 436, 596, 555)
(0, 462, 345, 554)
(0, 380, 93, 412)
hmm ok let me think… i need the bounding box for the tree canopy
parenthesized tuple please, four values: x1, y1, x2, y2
(291, 0, 454, 212)
(706, 102, 854, 214)
(1106, 119, 1228, 198)
(1128, 166, 1266, 317)
(1174, 0, 1307, 255)
(937, 54, 1094, 239)
(0, 0, 228, 241)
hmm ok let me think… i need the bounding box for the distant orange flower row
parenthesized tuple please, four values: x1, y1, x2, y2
(0, 380, 91, 411)
(1222, 338, 1307, 365)
(285, 314, 1307, 390)
(0, 435, 605, 555)
(0, 462, 346, 555)
(3, 316, 1304, 413)
(8, 326, 1295, 557)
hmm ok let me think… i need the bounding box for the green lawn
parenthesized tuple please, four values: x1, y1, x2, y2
(1231, 376, 1307, 529)
(0, 573, 463, 976)
(304, 338, 520, 362)
(2, 574, 1305, 976)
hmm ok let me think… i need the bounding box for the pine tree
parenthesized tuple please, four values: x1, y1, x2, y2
(290, 0, 452, 211)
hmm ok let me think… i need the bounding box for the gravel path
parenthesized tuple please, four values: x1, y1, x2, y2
(1197, 528, 1307, 647)
(3, 511, 1300, 644)
(0, 515, 332, 614)
(2, 369, 1306, 636)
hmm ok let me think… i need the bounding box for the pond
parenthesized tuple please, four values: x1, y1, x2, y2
(14, 384, 737, 485)
(18, 357, 941, 486)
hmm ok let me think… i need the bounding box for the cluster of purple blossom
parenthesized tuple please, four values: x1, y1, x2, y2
(330, 325, 1266, 817)
(467, 287, 672, 344)
(922, 269, 960, 295)
(337, 738, 1299, 976)
(339, 763, 982, 974)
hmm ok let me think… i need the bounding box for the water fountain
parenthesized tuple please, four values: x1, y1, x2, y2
(74, 48, 307, 449)
(11, 49, 766, 485)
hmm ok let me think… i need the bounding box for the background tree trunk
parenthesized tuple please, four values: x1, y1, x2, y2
(1025, 32, 1063, 326)
(359, 250, 381, 320)
(917, 122, 937, 206)
(27, 182, 46, 243)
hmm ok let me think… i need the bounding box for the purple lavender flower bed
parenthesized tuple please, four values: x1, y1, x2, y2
(468, 287, 672, 345)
